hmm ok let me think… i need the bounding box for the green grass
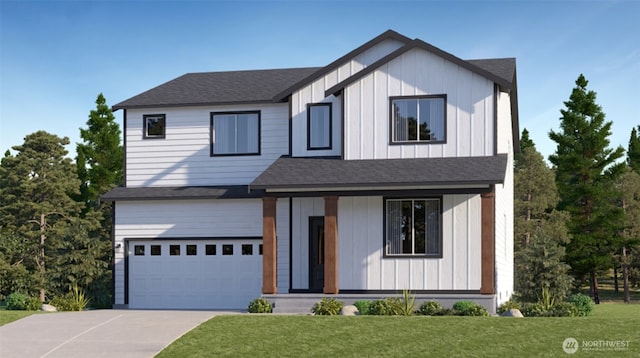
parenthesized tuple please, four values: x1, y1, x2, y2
(157, 304, 640, 357)
(0, 307, 39, 326)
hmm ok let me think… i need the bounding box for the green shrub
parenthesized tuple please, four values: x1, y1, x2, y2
(368, 298, 403, 316)
(418, 301, 442, 316)
(520, 302, 547, 317)
(497, 299, 521, 314)
(5, 292, 40, 311)
(400, 289, 416, 316)
(353, 300, 371, 315)
(549, 302, 578, 317)
(248, 298, 272, 313)
(566, 293, 594, 317)
(49, 285, 90, 311)
(452, 301, 489, 316)
(312, 297, 344, 315)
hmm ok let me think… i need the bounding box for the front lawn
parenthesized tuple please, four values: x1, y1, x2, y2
(158, 304, 640, 357)
(0, 307, 39, 326)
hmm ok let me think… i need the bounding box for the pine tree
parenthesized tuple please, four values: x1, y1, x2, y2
(618, 169, 640, 303)
(0, 131, 83, 301)
(628, 126, 640, 174)
(548, 74, 626, 303)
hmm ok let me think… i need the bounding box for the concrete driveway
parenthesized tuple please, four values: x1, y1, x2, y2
(0, 309, 223, 358)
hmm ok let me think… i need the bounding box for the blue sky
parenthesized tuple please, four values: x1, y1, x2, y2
(1, 0, 638, 161)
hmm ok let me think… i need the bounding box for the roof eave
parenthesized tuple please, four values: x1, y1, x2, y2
(112, 99, 277, 111)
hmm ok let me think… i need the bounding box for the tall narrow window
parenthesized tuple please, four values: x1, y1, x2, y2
(390, 96, 445, 143)
(385, 198, 441, 257)
(307, 103, 332, 150)
(211, 111, 260, 156)
(143, 114, 166, 139)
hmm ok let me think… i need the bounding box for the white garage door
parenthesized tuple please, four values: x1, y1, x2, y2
(128, 239, 262, 310)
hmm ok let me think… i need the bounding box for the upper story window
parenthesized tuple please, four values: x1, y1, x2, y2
(143, 114, 166, 139)
(210, 111, 260, 156)
(307, 103, 332, 150)
(390, 95, 446, 144)
(385, 198, 442, 257)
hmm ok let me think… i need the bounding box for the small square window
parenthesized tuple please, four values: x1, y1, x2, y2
(206, 244, 217, 255)
(259, 244, 263, 255)
(150, 245, 161, 256)
(186, 245, 197, 256)
(242, 244, 253, 255)
(390, 96, 445, 143)
(144, 114, 166, 139)
(134, 245, 145, 256)
(170, 245, 180, 256)
(223, 244, 233, 255)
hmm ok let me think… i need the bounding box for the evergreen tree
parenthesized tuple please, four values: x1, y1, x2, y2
(74, 93, 123, 305)
(618, 169, 640, 302)
(548, 74, 626, 303)
(0, 131, 83, 301)
(628, 126, 640, 174)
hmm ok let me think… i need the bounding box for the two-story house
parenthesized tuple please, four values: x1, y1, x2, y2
(102, 30, 518, 313)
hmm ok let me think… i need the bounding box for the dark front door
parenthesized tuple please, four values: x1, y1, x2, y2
(309, 216, 325, 292)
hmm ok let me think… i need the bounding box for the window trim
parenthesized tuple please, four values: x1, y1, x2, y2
(210, 110, 261, 157)
(388, 95, 447, 145)
(306, 103, 333, 150)
(143, 114, 166, 139)
(382, 196, 443, 258)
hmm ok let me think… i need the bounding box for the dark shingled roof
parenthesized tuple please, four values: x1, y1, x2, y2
(100, 185, 260, 202)
(112, 67, 321, 110)
(467, 58, 516, 86)
(250, 155, 508, 190)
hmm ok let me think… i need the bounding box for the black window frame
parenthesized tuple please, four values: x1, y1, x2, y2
(389, 95, 447, 145)
(143, 114, 166, 139)
(383, 196, 443, 258)
(306, 103, 332, 150)
(210, 111, 261, 156)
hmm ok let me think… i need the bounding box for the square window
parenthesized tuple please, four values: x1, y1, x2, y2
(170, 245, 180, 256)
(134, 245, 145, 256)
(150, 245, 161, 256)
(307, 103, 332, 150)
(211, 111, 260, 156)
(144, 114, 166, 139)
(242, 244, 253, 255)
(222, 244, 233, 255)
(205, 244, 216, 255)
(259, 244, 263, 255)
(390, 96, 445, 143)
(186, 244, 197, 256)
(385, 198, 442, 257)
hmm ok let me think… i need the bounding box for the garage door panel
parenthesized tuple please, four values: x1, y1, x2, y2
(129, 239, 262, 309)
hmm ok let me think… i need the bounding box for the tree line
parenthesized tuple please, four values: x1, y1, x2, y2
(515, 74, 640, 305)
(0, 94, 122, 306)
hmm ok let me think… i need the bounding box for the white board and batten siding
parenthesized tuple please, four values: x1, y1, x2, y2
(289, 196, 482, 291)
(494, 91, 515, 305)
(342, 48, 495, 160)
(125, 103, 289, 187)
(112, 199, 291, 307)
(290, 38, 405, 157)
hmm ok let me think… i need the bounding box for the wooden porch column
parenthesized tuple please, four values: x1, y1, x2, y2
(480, 190, 495, 295)
(324, 196, 339, 294)
(262, 197, 277, 294)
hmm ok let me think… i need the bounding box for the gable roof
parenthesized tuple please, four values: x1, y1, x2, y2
(325, 39, 515, 98)
(112, 67, 320, 110)
(250, 155, 507, 191)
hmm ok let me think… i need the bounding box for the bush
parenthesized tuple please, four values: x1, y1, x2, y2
(248, 298, 272, 313)
(399, 289, 416, 316)
(452, 301, 489, 316)
(5, 292, 40, 311)
(312, 297, 343, 315)
(418, 301, 442, 316)
(49, 285, 90, 311)
(549, 302, 578, 317)
(353, 300, 371, 315)
(368, 298, 403, 316)
(566, 293, 594, 317)
(520, 302, 547, 317)
(497, 299, 522, 314)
